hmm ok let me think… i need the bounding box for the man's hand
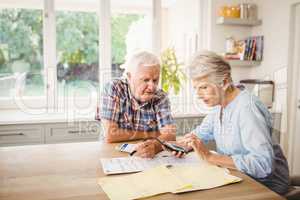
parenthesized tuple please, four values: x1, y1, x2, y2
(134, 140, 157, 158)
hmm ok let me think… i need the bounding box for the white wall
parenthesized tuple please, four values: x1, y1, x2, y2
(250, 1, 300, 169)
(250, 0, 289, 155)
(210, 0, 257, 83)
(161, 0, 200, 58)
(161, 0, 202, 115)
(209, 0, 300, 173)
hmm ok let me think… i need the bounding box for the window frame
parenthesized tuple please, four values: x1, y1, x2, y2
(0, 0, 162, 111)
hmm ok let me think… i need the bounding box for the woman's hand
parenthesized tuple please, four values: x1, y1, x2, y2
(182, 133, 212, 160)
(161, 140, 192, 158)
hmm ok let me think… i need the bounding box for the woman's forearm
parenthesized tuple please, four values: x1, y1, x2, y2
(207, 153, 237, 170)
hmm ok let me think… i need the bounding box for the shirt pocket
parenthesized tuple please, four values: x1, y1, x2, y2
(119, 112, 133, 129)
(145, 119, 158, 131)
(141, 112, 158, 131)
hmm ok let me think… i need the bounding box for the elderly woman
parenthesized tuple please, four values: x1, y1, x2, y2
(175, 51, 289, 195)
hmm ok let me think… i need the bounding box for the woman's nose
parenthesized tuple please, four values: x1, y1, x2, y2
(197, 90, 205, 98)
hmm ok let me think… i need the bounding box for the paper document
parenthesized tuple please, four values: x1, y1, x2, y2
(115, 143, 137, 153)
(100, 151, 199, 175)
(98, 165, 191, 200)
(170, 163, 242, 193)
(98, 163, 242, 200)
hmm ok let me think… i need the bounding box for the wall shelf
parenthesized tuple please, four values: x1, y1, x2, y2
(216, 17, 262, 26)
(227, 60, 261, 67)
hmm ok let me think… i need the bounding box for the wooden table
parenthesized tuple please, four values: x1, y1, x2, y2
(0, 141, 285, 200)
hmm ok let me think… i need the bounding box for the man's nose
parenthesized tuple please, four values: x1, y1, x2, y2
(147, 80, 156, 91)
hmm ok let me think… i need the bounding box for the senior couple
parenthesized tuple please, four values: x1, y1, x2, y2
(100, 50, 289, 195)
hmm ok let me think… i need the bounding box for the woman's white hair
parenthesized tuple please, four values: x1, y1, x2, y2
(188, 51, 232, 85)
(121, 50, 160, 75)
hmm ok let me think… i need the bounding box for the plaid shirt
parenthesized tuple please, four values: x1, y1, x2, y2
(100, 78, 174, 131)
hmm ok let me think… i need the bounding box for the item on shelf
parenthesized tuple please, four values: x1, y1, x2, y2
(218, 5, 240, 18)
(240, 36, 264, 61)
(218, 3, 258, 20)
(224, 36, 264, 61)
(224, 40, 246, 60)
(230, 6, 240, 18)
(240, 3, 248, 19)
(225, 37, 236, 54)
(218, 6, 229, 17)
(224, 53, 240, 60)
(225, 6, 233, 18)
(235, 40, 246, 59)
(239, 3, 258, 20)
(247, 4, 258, 20)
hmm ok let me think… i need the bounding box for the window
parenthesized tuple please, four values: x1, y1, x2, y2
(1, 0, 203, 115)
(160, 0, 205, 115)
(111, 0, 153, 77)
(0, 6, 44, 98)
(55, 0, 99, 97)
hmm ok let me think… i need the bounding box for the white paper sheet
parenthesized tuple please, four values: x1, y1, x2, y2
(100, 151, 200, 175)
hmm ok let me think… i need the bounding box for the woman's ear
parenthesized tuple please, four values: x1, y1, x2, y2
(222, 74, 231, 86)
(222, 78, 228, 87)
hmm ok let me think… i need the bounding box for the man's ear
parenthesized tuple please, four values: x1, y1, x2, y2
(127, 72, 131, 80)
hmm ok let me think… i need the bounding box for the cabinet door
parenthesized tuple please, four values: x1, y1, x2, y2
(174, 117, 204, 136)
(0, 125, 44, 146)
(45, 121, 102, 143)
(184, 117, 203, 133)
(174, 118, 185, 136)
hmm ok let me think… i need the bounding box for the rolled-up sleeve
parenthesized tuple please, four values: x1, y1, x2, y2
(232, 103, 274, 178)
(193, 113, 214, 143)
(155, 95, 174, 129)
(99, 82, 121, 122)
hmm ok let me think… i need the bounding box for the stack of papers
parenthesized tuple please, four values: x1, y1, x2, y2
(98, 161, 242, 200)
(98, 165, 191, 200)
(170, 164, 242, 193)
(100, 151, 199, 175)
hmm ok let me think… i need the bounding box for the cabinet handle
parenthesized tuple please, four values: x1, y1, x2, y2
(68, 130, 97, 134)
(68, 130, 85, 134)
(0, 133, 24, 137)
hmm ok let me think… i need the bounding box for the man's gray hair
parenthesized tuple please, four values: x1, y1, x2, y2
(188, 51, 232, 84)
(122, 51, 160, 74)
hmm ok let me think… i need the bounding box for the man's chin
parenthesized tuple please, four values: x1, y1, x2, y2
(140, 95, 154, 102)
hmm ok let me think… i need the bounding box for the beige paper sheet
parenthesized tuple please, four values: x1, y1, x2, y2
(98, 165, 191, 200)
(170, 163, 242, 193)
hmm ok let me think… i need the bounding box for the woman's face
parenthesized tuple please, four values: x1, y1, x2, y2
(192, 76, 223, 107)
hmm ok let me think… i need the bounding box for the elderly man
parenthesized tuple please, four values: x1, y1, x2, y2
(100, 51, 176, 158)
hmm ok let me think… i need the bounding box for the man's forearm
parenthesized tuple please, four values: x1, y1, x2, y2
(105, 126, 160, 143)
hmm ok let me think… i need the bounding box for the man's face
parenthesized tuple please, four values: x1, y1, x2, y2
(192, 76, 222, 107)
(128, 64, 160, 103)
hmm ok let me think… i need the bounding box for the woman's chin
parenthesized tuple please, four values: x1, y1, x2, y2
(204, 102, 218, 107)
